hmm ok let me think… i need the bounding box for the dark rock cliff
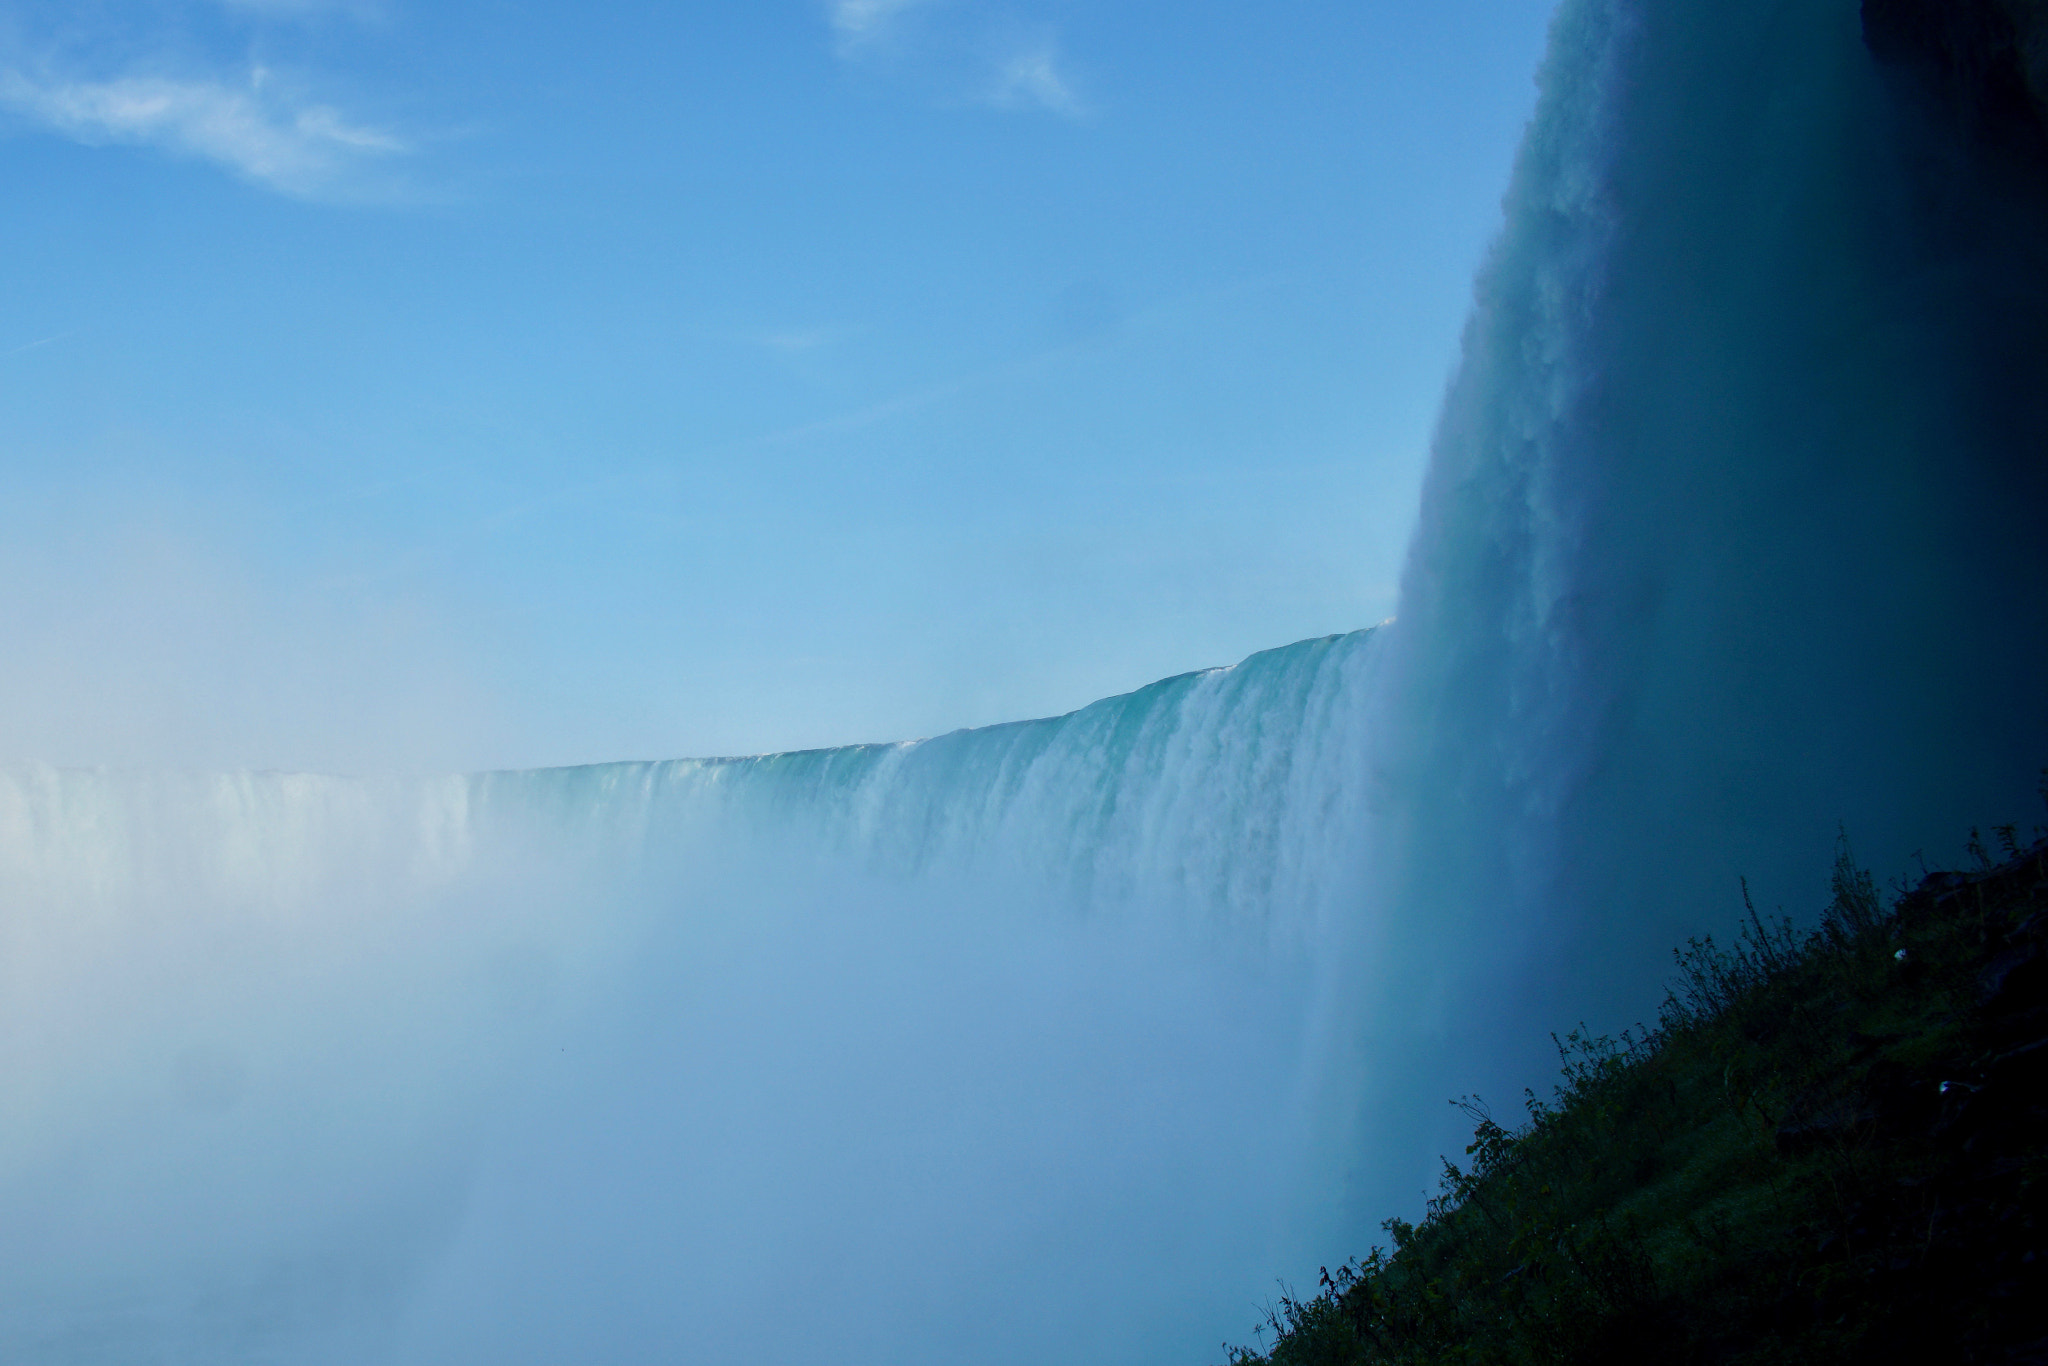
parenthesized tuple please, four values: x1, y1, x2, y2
(1863, 0, 2048, 162)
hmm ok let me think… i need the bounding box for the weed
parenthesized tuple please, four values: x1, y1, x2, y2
(1222, 824, 2048, 1365)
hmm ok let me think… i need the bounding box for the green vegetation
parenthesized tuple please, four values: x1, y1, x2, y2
(1227, 815, 2048, 1364)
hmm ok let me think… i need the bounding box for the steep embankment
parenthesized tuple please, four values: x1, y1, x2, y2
(1225, 820, 2048, 1364)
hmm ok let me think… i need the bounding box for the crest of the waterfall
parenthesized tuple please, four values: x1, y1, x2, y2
(468, 628, 1383, 940)
(1356, 0, 2048, 1210)
(0, 629, 1388, 1365)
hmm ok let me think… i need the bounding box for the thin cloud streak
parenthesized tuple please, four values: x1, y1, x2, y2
(3, 329, 79, 359)
(0, 67, 404, 197)
(755, 326, 840, 353)
(209, 0, 380, 14)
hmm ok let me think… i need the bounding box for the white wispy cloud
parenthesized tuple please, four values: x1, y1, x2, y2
(986, 41, 1082, 117)
(828, 0, 932, 45)
(825, 0, 1087, 119)
(0, 66, 404, 197)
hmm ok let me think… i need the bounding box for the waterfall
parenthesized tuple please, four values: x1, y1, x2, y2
(0, 631, 1386, 1365)
(1357, 0, 2048, 1195)
(4, 0, 2045, 1360)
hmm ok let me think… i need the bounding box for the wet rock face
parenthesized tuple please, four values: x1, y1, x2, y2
(1863, 0, 2048, 160)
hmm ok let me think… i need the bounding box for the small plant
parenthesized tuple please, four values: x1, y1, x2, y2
(1967, 826, 1991, 867)
(1220, 820, 2048, 1366)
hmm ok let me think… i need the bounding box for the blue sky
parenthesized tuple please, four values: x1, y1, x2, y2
(0, 0, 1554, 771)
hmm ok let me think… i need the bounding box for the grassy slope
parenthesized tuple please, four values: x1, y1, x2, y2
(1227, 824, 2048, 1365)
